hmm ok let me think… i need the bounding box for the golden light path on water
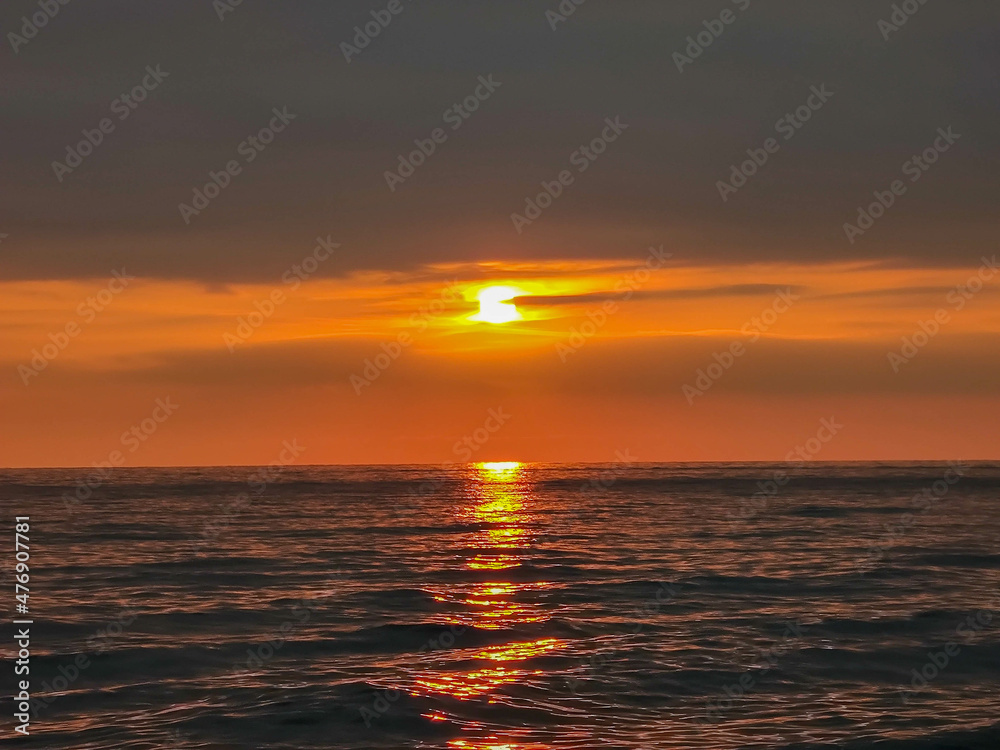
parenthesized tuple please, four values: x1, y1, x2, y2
(415, 461, 562, 750)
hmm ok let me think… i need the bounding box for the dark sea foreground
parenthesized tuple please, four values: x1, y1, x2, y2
(2, 462, 999, 749)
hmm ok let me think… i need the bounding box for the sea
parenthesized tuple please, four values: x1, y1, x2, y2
(3, 462, 999, 749)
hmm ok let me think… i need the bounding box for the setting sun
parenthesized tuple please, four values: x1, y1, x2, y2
(470, 286, 524, 325)
(6, 4, 1000, 750)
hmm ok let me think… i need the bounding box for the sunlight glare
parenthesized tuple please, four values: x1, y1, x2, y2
(478, 461, 522, 474)
(470, 286, 524, 325)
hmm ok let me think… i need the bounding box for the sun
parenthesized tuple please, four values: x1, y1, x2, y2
(470, 286, 524, 325)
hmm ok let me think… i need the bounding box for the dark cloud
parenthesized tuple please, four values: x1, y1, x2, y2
(2, 0, 998, 282)
(515, 284, 805, 306)
(817, 285, 1000, 301)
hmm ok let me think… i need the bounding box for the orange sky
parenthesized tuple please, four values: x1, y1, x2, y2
(3, 253, 998, 466)
(4, 3, 997, 467)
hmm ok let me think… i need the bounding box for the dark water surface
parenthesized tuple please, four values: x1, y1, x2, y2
(3, 462, 1000, 749)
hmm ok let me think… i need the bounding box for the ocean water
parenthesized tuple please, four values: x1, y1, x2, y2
(4, 462, 1000, 749)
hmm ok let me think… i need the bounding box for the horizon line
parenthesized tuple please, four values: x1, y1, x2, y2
(0, 459, 992, 471)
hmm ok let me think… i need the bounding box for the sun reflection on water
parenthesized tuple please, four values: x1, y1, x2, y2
(459, 462, 534, 572)
(477, 461, 523, 475)
(413, 462, 562, 748)
(448, 739, 553, 750)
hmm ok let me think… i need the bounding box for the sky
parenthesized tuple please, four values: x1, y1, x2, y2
(2, 0, 999, 466)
